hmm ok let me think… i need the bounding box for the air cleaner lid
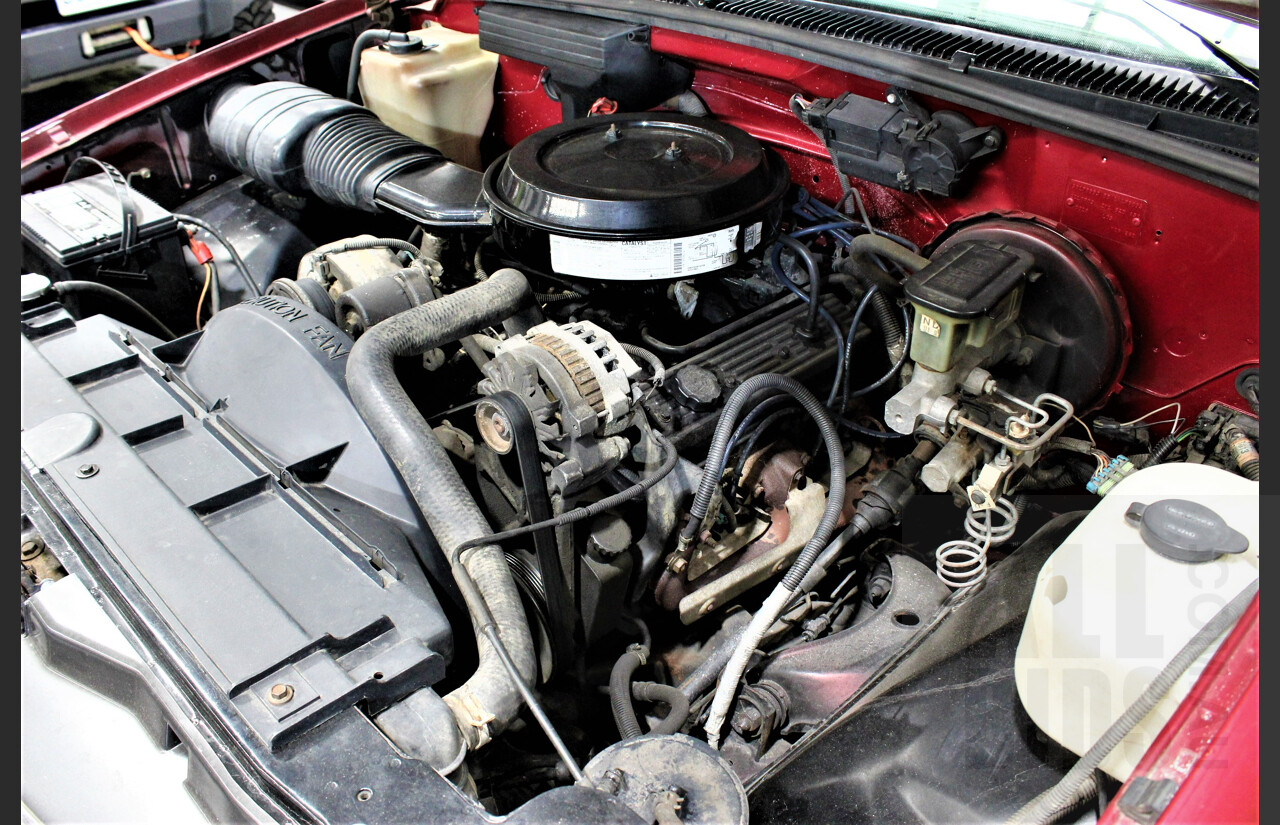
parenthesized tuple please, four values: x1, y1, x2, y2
(483, 112, 789, 240)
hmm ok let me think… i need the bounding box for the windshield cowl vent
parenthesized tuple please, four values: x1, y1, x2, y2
(698, 0, 1257, 154)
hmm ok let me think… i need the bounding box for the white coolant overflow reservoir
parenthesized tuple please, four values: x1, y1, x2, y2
(1014, 462, 1257, 781)
(357, 24, 499, 170)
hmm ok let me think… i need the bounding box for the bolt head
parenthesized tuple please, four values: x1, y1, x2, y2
(475, 400, 514, 454)
(20, 540, 43, 561)
(600, 768, 626, 795)
(75, 464, 99, 479)
(267, 683, 295, 705)
(732, 704, 763, 734)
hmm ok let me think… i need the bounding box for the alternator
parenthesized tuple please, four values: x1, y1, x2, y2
(476, 320, 643, 495)
(481, 321, 642, 435)
(523, 321, 641, 428)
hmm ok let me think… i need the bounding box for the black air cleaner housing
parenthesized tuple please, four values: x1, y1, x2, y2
(483, 112, 790, 280)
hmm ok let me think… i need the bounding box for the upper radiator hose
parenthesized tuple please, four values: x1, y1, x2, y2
(207, 81, 487, 224)
(346, 267, 537, 750)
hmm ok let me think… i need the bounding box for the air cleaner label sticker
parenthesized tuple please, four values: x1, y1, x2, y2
(549, 226, 740, 280)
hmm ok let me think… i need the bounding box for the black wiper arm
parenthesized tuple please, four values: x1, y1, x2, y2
(1142, 0, 1258, 88)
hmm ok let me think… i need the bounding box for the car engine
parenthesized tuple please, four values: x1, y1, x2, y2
(19, 3, 1259, 823)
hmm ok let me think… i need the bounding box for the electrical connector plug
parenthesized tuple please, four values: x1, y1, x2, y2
(1087, 455, 1135, 496)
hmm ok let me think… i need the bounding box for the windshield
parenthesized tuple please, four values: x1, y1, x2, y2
(830, 0, 1258, 78)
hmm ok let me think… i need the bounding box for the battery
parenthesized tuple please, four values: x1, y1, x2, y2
(21, 172, 179, 265)
(21, 171, 195, 334)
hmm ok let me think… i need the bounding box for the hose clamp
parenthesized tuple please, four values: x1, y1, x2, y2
(444, 689, 495, 749)
(626, 643, 649, 665)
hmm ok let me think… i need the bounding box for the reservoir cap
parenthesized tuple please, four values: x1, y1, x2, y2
(1124, 499, 1250, 563)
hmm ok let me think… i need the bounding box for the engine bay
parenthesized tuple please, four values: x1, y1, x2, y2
(19, 2, 1260, 823)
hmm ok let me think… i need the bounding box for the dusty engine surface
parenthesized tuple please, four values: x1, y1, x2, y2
(19, 6, 1260, 825)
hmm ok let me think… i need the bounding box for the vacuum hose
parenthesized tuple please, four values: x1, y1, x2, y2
(346, 267, 537, 750)
(610, 644, 692, 739)
(846, 233, 930, 274)
(839, 234, 925, 362)
(870, 291, 905, 360)
(610, 644, 648, 739)
(830, 273, 905, 363)
(634, 682, 691, 735)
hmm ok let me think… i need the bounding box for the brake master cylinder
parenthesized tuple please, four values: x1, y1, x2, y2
(903, 240, 1030, 373)
(885, 239, 1033, 434)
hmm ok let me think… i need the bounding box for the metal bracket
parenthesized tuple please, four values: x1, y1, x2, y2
(1116, 777, 1179, 825)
